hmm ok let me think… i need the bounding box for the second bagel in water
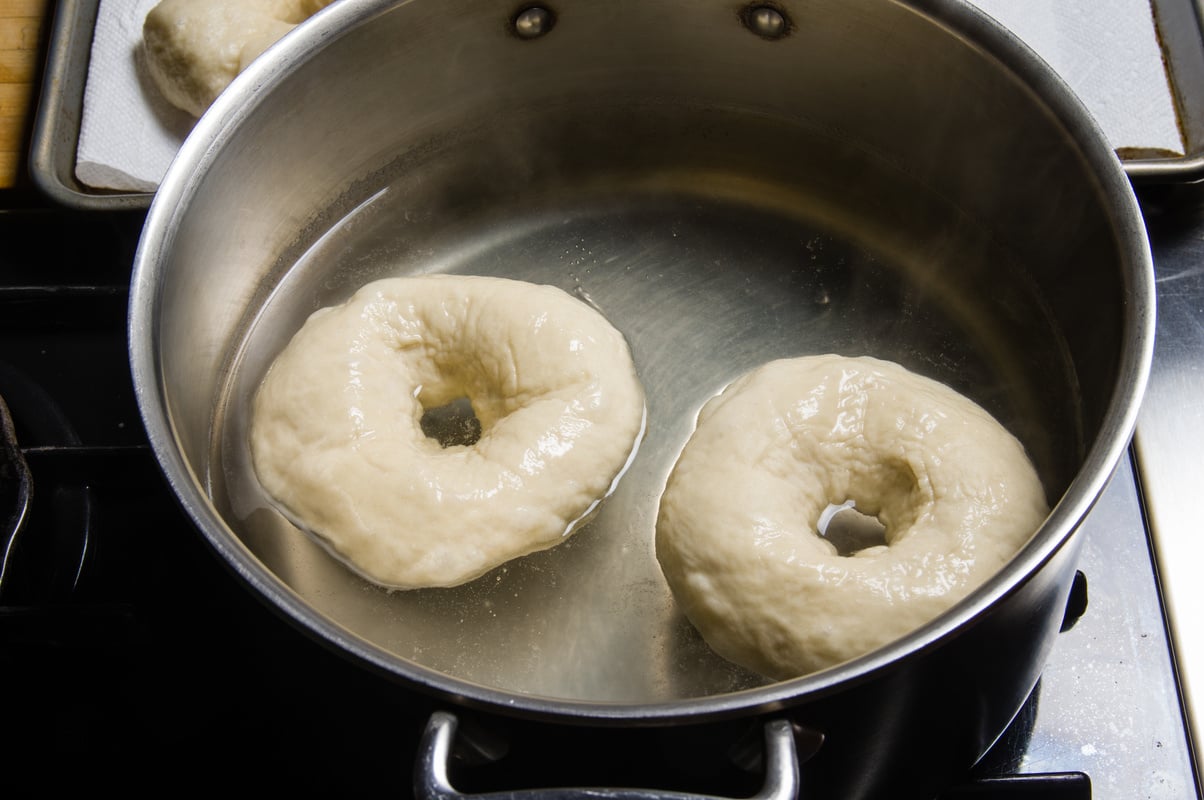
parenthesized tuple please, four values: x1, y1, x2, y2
(655, 354, 1050, 680)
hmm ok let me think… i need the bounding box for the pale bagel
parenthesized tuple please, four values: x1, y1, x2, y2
(142, 0, 336, 117)
(249, 274, 646, 589)
(655, 355, 1049, 679)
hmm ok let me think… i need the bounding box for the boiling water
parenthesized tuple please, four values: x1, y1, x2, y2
(211, 184, 1057, 703)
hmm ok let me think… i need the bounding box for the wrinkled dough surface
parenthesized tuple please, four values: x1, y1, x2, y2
(142, 0, 336, 117)
(655, 355, 1049, 680)
(250, 275, 646, 589)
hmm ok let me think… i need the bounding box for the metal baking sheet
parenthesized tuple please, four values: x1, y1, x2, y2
(27, 0, 152, 210)
(26, 0, 1204, 211)
(1128, 0, 1204, 181)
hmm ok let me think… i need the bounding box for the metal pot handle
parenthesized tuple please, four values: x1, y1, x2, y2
(415, 711, 801, 800)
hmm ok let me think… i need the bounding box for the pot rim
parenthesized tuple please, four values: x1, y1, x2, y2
(128, 0, 1155, 726)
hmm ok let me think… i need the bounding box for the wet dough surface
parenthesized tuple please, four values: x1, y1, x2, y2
(250, 275, 646, 590)
(655, 354, 1049, 679)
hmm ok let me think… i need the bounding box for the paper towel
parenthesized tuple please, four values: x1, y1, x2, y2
(967, 0, 1185, 156)
(75, 0, 193, 192)
(73, 0, 1187, 193)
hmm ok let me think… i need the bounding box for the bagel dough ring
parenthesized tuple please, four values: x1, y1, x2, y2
(655, 355, 1049, 680)
(249, 274, 646, 590)
(142, 0, 336, 117)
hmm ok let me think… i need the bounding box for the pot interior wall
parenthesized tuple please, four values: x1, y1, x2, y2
(148, 0, 1130, 704)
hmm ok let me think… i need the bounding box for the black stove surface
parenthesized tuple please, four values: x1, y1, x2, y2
(0, 192, 1198, 798)
(0, 207, 434, 791)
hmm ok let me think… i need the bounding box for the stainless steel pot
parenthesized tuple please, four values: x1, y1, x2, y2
(128, 0, 1154, 796)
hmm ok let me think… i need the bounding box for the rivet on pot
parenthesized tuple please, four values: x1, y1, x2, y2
(744, 5, 790, 39)
(513, 6, 555, 39)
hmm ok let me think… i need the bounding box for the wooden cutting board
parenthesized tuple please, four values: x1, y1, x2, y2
(1, 0, 51, 189)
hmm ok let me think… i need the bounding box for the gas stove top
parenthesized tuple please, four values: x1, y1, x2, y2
(4, 0, 1203, 794)
(0, 184, 1200, 797)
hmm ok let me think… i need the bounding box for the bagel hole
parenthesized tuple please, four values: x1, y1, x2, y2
(818, 501, 888, 556)
(419, 396, 482, 448)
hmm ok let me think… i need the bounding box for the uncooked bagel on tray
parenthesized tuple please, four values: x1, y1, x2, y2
(142, 0, 337, 117)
